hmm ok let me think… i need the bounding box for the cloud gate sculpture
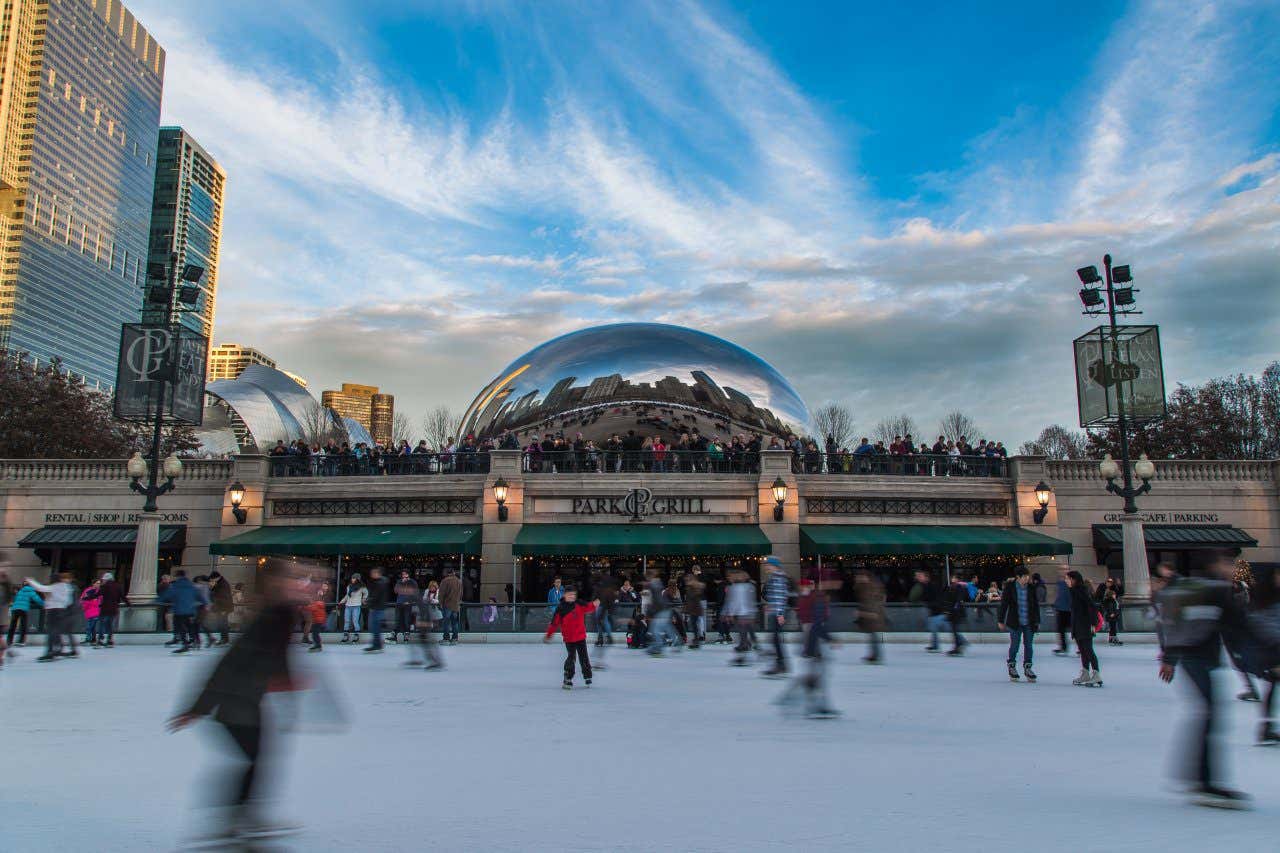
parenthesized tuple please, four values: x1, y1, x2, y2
(460, 323, 812, 444)
(192, 364, 371, 455)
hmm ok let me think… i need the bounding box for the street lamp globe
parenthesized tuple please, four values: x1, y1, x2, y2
(126, 452, 147, 480)
(1134, 453, 1156, 481)
(162, 454, 183, 480)
(1034, 481, 1052, 509)
(1099, 454, 1120, 481)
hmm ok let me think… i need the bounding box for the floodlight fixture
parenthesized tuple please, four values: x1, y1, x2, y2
(1111, 264, 1132, 284)
(147, 262, 168, 280)
(181, 263, 205, 282)
(1079, 288, 1104, 308)
(1113, 287, 1135, 306)
(177, 284, 201, 305)
(1076, 265, 1102, 285)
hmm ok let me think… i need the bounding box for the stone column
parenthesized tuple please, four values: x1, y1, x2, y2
(1120, 512, 1150, 601)
(758, 450, 800, 580)
(481, 451, 522, 603)
(129, 511, 161, 602)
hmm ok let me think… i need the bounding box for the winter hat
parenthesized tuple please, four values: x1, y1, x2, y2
(763, 555, 783, 569)
(102, 572, 114, 581)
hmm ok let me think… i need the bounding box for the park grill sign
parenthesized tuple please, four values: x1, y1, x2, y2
(573, 488, 711, 522)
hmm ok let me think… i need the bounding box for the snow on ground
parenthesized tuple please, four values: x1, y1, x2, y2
(3, 640, 1278, 852)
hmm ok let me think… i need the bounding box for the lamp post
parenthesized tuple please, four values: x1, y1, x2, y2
(1077, 254, 1154, 600)
(125, 254, 205, 603)
(771, 476, 788, 522)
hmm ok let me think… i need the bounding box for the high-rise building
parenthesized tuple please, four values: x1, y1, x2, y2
(145, 127, 225, 338)
(0, 0, 164, 389)
(207, 343, 275, 382)
(280, 369, 307, 389)
(321, 382, 394, 446)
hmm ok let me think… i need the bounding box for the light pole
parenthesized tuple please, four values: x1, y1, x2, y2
(124, 254, 205, 602)
(1077, 254, 1154, 600)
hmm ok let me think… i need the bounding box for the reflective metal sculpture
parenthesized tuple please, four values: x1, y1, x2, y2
(191, 365, 370, 455)
(461, 323, 812, 443)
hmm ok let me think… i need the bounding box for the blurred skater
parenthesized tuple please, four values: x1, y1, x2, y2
(27, 571, 76, 661)
(775, 573, 839, 719)
(853, 569, 886, 665)
(1224, 564, 1280, 746)
(392, 570, 418, 644)
(97, 572, 126, 648)
(1156, 559, 1277, 809)
(364, 567, 390, 653)
(412, 581, 445, 671)
(645, 568, 680, 656)
(79, 579, 102, 646)
(762, 556, 790, 676)
(167, 562, 305, 845)
(724, 570, 756, 667)
(303, 590, 326, 652)
(439, 568, 462, 645)
(544, 585, 599, 689)
(7, 580, 42, 646)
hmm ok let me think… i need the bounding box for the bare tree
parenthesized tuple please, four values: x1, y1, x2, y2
(1019, 424, 1088, 460)
(938, 410, 981, 444)
(422, 405, 460, 450)
(873, 414, 919, 445)
(299, 399, 342, 446)
(812, 402, 856, 450)
(391, 412, 414, 446)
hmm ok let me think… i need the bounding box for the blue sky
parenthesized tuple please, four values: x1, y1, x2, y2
(129, 0, 1280, 445)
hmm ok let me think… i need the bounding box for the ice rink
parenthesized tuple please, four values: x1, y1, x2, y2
(4, 639, 1278, 852)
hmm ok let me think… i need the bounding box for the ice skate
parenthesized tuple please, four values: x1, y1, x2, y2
(1256, 724, 1280, 747)
(1007, 662, 1020, 681)
(946, 647, 964, 657)
(306, 645, 321, 653)
(584, 677, 592, 687)
(761, 667, 788, 679)
(340, 633, 350, 644)
(562, 680, 572, 690)
(924, 644, 939, 652)
(1191, 786, 1251, 810)
(1023, 663, 1037, 683)
(423, 662, 444, 672)
(1238, 689, 1261, 702)
(1072, 669, 1089, 686)
(806, 707, 841, 719)
(1087, 669, 1103, 687)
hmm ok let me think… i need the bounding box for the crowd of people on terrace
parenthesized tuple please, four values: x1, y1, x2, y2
(261, 424, 1009, 477)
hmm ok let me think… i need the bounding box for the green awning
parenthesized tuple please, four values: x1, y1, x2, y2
(1093, 524, 1257, 550)
(18, 525, 185, 549)
(512, 524, 773, 557)
(800, 524, 1073, 556)
(209, 524, 481, 557)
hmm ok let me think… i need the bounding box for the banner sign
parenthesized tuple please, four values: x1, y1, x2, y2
(113, 324, 207, 425)
(1073, 325, 1166, 427)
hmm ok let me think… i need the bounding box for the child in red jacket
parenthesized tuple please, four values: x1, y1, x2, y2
(544, 586, 600, 689)
(304, 597, 327, 652)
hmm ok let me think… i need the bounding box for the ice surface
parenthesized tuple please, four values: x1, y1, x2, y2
(3, 640, 1278, 852)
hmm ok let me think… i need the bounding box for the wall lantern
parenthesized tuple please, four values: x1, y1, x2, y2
(492, 477, 509, 521)
(228, 480, 247, 524)
(771, 476, 788, 522)
(1032, 480, 1051, 525)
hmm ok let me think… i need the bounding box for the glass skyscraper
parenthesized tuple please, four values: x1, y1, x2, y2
(0, 0, 164, 390)
(146, 127, 225, 339)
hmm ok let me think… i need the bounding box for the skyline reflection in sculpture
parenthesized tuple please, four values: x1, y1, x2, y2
(461, 323, 813, 444)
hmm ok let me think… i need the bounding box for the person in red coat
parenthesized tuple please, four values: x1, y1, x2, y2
(544, 586, 600, 689)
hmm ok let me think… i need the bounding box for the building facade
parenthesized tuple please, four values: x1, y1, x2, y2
(0, 0, 164, 389)
(207, 343, 276, 382)
(321, 383, 394, 446)
(145, 127, 225, 338)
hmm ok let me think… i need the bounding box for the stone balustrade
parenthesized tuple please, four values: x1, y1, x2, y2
(1, 458, 234, 481)
(1046, 458, 1276, 482)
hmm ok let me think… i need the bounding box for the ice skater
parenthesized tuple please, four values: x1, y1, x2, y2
(775, 574, 839, 719)
(543, 585, 599, 689)
(411, 580, 445, 671)
(1066, 571, 1102, 687)
(645, 568, 680, 656)
(723, 570, 756, 667)
(338, 573, 365, 644)
(27, 571, 77, 661)
(303, 591, 326, 652)
(168, 561, 305, 847)
(853, 569, 886, 664)
(762, 556, 791, 677)
(1156, 559, 1277, 809)
(996, 567, 1037, 682)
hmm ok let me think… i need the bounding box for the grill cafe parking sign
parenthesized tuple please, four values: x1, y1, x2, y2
(113, 324, 207, 425)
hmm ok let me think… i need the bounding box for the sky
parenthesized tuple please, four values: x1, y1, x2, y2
(127, 0, 1280, 447)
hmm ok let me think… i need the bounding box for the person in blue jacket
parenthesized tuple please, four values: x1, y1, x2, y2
(157, 570, 202, 654)
(7, 582, 43, 646)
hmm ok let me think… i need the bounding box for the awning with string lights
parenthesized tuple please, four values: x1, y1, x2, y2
(800, 525, 1072, 557)
(512, 524, 772, 557)
(209, 524, 481, 557)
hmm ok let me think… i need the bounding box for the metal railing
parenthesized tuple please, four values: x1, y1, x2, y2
(795, 452, 1008, 478)
(267, 452, 491, 477)
(523, 449, 761, 474)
